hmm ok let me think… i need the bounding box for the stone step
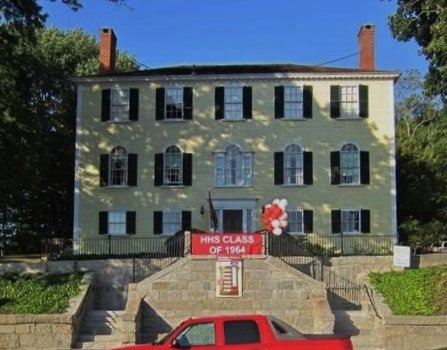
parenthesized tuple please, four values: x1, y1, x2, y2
(74, 340, 123, 350)
(77, 334, 122, 343)
(79, 324, 117, 335)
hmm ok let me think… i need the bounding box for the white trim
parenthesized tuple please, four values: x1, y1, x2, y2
(388, 80, 398, 243)
(73, 86, 82, 244)
(72, 71, 400, 85)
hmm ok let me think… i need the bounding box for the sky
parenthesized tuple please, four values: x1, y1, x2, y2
(42, 0, 428, 73)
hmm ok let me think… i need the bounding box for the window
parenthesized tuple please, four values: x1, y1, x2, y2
(330, 85, 368, 119)
(156, 87, 193, 120)
(153, 210, 191, 235)
(101, 88, 139, 122)
(330, 145, 369, 185)
(99, 210, 136, 235)
(284, 144, 303, 185)
(100, 148, 138, 187)
(175, 323, 215, 347)
(164, 145, 182, 185)
(275, 85, 313, 119)
(274, 147, 312, 186)
(215, 86, 252, 120)
(110, 146, 128, 186)
(224, 320, 260, 345)
(211, 199, 257, 233)
(286, 209, 313, 234)
(340, 143, 359, 184)
(215, 144, 253, 187)
(331, 209, 370, 234)
(154, 147, 192, 187)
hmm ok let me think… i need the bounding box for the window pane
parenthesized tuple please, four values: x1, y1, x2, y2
(110, 147, 128, 186)
(164, 146, 182, 185)
(284, 86, 303, 119)
(284, 144, 303, 185)
(163, 210, 181, 235)
(108, 210, 126, 235)
(216, 145, 252, 187)
(111, 89, 129, 121)
(340, 86, 358, 118)
(176, 323, 215, 346)
(286, 210, 303, 234)
(224, 321, 260, 345)
(341, 210, 360, 234)
(224, 87, 243, 119)
(340, 144, 359, 184)
(165, 88, 183, 119)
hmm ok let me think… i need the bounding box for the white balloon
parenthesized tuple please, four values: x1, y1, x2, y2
(265, 204, 272, 209)
(280, 198, 288, 209)
(279, 220, 288, 228)
(273, 227, 282, 235)
(279, 212, 288, 221)
(271, 219, 280, 228)
(273, 199, 281, 206)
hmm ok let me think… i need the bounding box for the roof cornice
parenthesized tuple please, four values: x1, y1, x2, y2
(72, 71, 399, 84)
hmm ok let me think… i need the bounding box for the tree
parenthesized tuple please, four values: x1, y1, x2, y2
(389, 1, 447, 97)
(0, 25, 138, 253)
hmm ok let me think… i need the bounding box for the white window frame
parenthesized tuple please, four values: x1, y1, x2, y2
(110, 88, 130, 122)
(212, 199, 257, 233)
(109, 146, 128, 186)
(164, 145, 183, 186)
(165, 87, 184, 120)
(340, 85, 359, 119)
(284, 85, 304, 119)
(214, 144, 253, 187)
(286, 209, 304, 235)
(340, 143, 360, 185)
(108, 209, 127, 236)
(162, 209, 182, 235)
(341, 209, 361, 234)
(224, 86, 243, 120)
(284, 144, 303, 185)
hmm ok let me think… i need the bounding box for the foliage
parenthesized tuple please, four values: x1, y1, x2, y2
(369, 264, 447, 315)
(0, 272, 84, 314)
(0, 24, 138, 253)
(400, 219, 447, 254)
(389, 0, 447, 97)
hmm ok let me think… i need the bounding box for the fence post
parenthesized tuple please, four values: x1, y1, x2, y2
(108, 235, 111, 256)
(132, 257, 136, 283)
(320, 253, 324, 282)
(340, 234, 344, 256)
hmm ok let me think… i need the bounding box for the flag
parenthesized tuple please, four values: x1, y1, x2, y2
(208, 191, 218, 231)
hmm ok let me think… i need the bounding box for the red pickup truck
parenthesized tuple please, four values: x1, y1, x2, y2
(111, 314, 352, 350)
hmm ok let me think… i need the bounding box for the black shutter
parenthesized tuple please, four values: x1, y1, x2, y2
(274, 152, 284, 185)
(100, 154, 109, 186)
(101, 89, 111, 122)
(330, 151, 340, 185)
(243, 86, 252, 119)
(215, 87, 224, 120)
(183, 153, 192, 186)
(303, 210, 313, 234)
(99, 211, 108, 235)
(182, 211, 192, 230)
(331, 210, 341, 234)
(126, 211, 136, 234)
(359, 85, 369, 118)
(303, 151, 313, 185)
(183, 87, 193, 120)
(361, 209, 370, 233)
(154, 153, 164, 186)
(127, 153, 138, 186)
(330, 85, 340, 119)
(360, 151, 370, 185)
(129, 88, 139, 121)
(274, 86, 284, 119)
(156, 88, 165, 120)
(153, 211, 163, 235)
(303, 85, 313, 119)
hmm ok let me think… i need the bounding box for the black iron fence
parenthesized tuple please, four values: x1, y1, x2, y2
(34, 232, 395, 261)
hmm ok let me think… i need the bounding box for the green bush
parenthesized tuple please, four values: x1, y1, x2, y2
(0, 272, 84, 314)
(369, 265, 447, 316)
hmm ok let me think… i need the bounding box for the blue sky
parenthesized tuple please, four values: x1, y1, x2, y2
(42, 0, 427, 73)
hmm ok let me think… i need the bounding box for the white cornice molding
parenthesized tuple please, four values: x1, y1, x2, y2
(72, 71, 400, 85)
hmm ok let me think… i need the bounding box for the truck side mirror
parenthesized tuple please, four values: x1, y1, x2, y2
(171, 339, 190, 349)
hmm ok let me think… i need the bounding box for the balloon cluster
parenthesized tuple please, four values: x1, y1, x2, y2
(262, 199, 288, 235)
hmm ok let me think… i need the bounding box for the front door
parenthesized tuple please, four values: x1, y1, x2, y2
(223, 210, 243, 232)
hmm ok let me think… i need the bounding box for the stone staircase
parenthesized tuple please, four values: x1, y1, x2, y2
(333, 308, 384, 350)
(74, 310, 123, 349)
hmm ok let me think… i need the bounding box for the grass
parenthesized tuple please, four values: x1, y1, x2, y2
(0, 272, 84, 314)
(369, 264, 447, 316)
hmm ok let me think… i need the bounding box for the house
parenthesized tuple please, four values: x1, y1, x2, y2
(72, 25, 399, 253)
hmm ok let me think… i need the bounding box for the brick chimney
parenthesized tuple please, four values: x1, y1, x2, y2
(99, 28, 116, 74)
(358, 24, 375, 71)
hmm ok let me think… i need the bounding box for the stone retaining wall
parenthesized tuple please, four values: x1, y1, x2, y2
(0, 273, 94, 350)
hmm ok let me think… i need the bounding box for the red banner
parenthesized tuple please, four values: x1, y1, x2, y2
(192, 233, 264, 256)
